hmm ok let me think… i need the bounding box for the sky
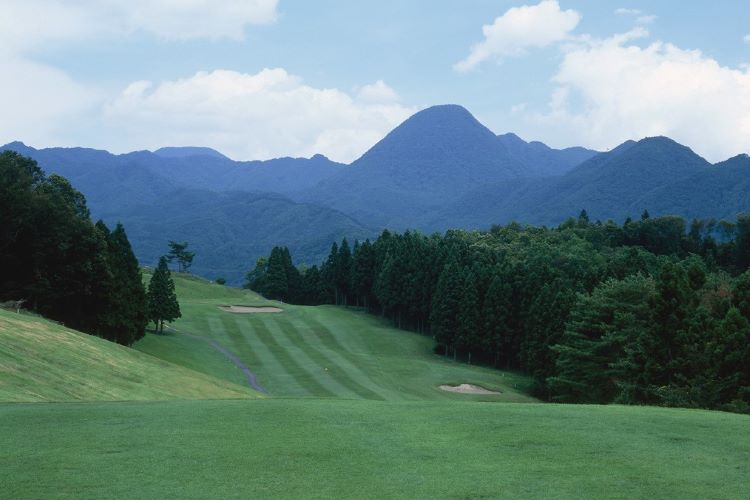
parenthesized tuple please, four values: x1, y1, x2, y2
(1, 0, 749, 163)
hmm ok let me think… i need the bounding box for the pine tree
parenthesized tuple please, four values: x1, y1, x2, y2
(482, 273, 513, 367)
(456, 269, 481, 363)
(430, 262, 463, 357)
(618, 262, 694, 403)
(264, 247, 289, 301)
(103, 223, 148, 345)
(733, 270, 750, 320)
(166, 241, 195, 273)
(147, 256, 181, 334)
(321, 242, 339, 304)
(549, 275, 655, 403)
(351, 239, 376, 310)
(712, 308, 750, 409)
(337, 238, 352, 305)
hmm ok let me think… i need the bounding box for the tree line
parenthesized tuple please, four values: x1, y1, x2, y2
(1, 152, 184, 344)
(247, 210, 750, 413)
(0, 152, 146, 344)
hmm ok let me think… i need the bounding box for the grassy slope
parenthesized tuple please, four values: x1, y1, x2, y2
(136, 273, 535, 401)
(1, 399, 748, 498)
(0, 308, 257, 402)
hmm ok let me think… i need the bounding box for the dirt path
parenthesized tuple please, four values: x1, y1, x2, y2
(178, 331, 268, 394)
(205, 337, 268, 394)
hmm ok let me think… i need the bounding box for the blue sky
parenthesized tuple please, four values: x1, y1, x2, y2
(2, 0, 749, 162)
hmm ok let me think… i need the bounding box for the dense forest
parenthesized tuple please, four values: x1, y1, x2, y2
(0, 152, 147, 345)
(247, 211, 750, 413)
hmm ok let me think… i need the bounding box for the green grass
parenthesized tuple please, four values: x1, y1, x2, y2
(135, 274, 535, 401)
(1, 399, 748, 498)
(0, 308, 258, 401)
(3, 273, 749, 498)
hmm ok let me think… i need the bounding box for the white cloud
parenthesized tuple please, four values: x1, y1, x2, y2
(614, 8, 656, 26)
(0, 0, 280, 149)
(744, 34, 750, 44)
(0, 0, 279, 50)
(104, 69, 415, 162)
(0, 55, 99, 147)
(454, 0, 581, 72)
(525, 30, 750, 161)
(357, 80, 400, 104)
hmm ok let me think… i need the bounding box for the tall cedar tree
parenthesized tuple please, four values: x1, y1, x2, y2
(456, 268, 481, 363)
(106, 223, 148, 344)
(147, 256, 181, 333)
(336, 239, 352, 305)
(482, 273, 513, 367)
(264, 247, 289, 301)
(430, 261, 463, 357)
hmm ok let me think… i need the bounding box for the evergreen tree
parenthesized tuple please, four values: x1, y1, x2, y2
(147, 256, 181, 334)
(321, 242, 339, 304)
(712, 308, 750, 410)
(618, 262, 694, 403)
(337, 239, 352, 305)
(102, 223, 148, 345)
(264, 247, 289, 301)
(550, 275, 655, 403)
(166, 241, 195, 273)
(430, 262, 463, 357)
(456, 269, 481, 363)
(482, 273, 513, 367)
(733, 270, 750, 320)
(351, 239, 376, 310)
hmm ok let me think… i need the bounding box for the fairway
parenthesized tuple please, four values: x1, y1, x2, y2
(135, 274, 535, 401)
(2, 399, 748, 498)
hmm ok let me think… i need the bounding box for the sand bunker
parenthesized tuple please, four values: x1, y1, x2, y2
(439, 384, 501, 395)
(218, 305, 283, 314)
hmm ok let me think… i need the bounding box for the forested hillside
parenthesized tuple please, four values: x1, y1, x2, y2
(0, 152, 146, 345)
(249, 213, 750, 413)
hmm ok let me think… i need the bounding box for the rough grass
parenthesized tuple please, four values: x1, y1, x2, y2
(136, 274, 535, 401)
(0, 309, 258, 402)
(1, 399, 748, 499)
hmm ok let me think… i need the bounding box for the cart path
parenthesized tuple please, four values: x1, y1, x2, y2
(178, 331, 268, 394)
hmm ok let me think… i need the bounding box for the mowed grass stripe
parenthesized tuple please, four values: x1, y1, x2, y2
(213, 315, 263, 371)
(300, 311, 430, 399)
(274, 315, 388, 400)
(258, 315, 365, 399)
(231, 316, 311, 397)
(280, 314, 396, 400)
(295, 313, 372, 365)
(247, 316, 336, 397)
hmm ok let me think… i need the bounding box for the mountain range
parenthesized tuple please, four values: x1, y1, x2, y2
(4, 104, 750, 283)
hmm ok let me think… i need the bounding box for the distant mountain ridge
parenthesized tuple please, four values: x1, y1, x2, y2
(298, 104, 599, 228)
(154, 146, 230, 160)
(0, 141, 367, 283)
(4, 104, 750, 283)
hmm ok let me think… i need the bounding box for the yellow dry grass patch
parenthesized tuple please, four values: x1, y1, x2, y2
(0, 310, 259, 402)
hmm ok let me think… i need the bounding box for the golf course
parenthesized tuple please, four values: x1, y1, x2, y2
(1, 274, 749, 498)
